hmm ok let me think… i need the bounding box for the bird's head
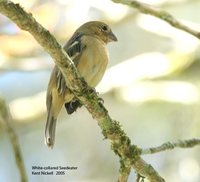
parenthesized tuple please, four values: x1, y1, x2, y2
(76, 21, 118, 44)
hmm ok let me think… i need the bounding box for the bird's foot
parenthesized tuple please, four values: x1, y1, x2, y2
(98, 97, 104, 104)
(88, 87, 104, 104)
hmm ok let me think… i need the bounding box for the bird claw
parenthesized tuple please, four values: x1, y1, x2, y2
(98, 97, 104, 104)
(88, 87, 104, 104)
(89, 87, 96, 94)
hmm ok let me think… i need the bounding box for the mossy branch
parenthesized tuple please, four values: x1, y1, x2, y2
(0, 97, 27, 182)
(112, 0, 200, 40)
(0, 0, 165, 181)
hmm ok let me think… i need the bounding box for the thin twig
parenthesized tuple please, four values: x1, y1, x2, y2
(136, 173, 145, 182)
(142, 138, 200, 155)
(112, 0, 200, 40)
(0, 98, 27, 182)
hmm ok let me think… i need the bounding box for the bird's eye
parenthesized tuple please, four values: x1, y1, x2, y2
(101, 25, 108, 32)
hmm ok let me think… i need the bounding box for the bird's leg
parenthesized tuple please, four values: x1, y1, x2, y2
(80, 78, 103, 102)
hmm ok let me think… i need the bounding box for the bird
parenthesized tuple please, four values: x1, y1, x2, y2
(45, 21, 117, 148)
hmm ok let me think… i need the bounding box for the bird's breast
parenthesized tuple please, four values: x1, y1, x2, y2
(77, 36, 109, 87)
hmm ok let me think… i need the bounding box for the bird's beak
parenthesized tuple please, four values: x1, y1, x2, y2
(108, 31, 118, 42)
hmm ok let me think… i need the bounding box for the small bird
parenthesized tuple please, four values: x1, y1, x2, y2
(45, 21, 117, 148)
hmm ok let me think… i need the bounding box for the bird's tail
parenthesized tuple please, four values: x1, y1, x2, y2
(45, 112, 57, 149)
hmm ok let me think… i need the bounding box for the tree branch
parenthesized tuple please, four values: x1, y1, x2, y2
(112, 0, 200, 40)
(0, 0, 165, 181)
(141, 138, 200, 155)
(0, 97, 27, 182)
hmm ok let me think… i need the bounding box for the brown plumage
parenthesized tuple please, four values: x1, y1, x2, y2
(45, 21, 117, 148)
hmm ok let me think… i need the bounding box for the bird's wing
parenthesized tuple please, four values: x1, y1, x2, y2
(45, 33, 87, 147)
(56, 33, 86, 95)
(64, 32, 86, 66)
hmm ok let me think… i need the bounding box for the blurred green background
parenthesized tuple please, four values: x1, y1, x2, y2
(1, 0, 200, 181)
